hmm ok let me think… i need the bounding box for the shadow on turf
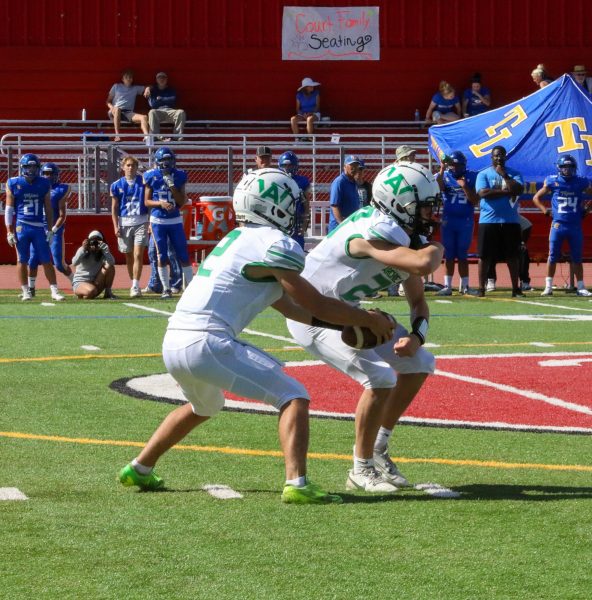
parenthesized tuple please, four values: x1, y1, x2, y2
(143, 485, 592, 503)
(453, 484, 592, 501)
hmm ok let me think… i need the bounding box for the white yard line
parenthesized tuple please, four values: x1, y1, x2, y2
(202, 484, 243, 500)
(512, 299, 592, 312)
(0, 488, 28, 501)
(414, 483, 461, 498)
(435, 368, 592, 416)
(125, 302, 297, 343)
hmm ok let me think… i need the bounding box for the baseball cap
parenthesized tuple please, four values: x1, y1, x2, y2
(344, 155, 362, 166)
(395, 145, 416, 161)
(156, 71, 168, 78)
(256, 146, 272, 157)
(88, 230, 103, 241)
(573, 65, 587, 74)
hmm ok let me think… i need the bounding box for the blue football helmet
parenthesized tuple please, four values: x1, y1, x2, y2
(447, 150, 467, 177)
(154, 147, 176, 174)
(20, 154, 41, 179)
(278, 151, 299, 175)
(41, 162, 60, 184)
(557, 154, 577, 179)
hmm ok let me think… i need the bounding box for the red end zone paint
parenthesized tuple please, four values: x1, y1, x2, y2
(224, 353, 592, 433)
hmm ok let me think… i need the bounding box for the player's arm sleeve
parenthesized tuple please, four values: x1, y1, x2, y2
(367, 220, 409, 247)
(263, 238, 305, 272)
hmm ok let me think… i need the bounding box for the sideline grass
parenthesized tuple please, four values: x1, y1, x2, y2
(1, 292, 591, 599)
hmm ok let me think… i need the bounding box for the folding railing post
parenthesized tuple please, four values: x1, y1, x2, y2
(227, 146, 233, 196)
(94, 145, 101, 214)
(7, 146, 13, 178)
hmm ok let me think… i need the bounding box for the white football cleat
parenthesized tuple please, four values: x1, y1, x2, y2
(130, 287, 142, 298)
(576, 288, 592, 297)
(346, 467, 399, 493)
(540, 288, 553, 297)
(21, 290, 33, 301)
(486, 279, 496, 292)
(51, 292, 65, 301)
(374, 448, 411, 487)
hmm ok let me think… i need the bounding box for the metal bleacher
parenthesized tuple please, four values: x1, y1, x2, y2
(0, 118, 431, 240)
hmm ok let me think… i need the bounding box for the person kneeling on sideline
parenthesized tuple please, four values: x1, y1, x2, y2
(71, 230, 117, 299)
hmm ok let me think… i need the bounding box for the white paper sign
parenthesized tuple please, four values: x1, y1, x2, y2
(282, 6, 380, 61)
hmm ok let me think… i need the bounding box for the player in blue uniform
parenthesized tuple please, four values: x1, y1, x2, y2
(111, 155, 149, 297)
(278, 151, 311, 249)
(436, 151, 479, 295)
(5, 154, 64, 301)
(533, 155, 592, 296)
(143, 147, 193, 299)
(27, 163, 72, 295)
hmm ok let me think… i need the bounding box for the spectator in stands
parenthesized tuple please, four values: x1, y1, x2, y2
(532, 154, 592, 297)
(327, 155, 362, 233)
(462, 73, 491, 117)
(143, 147, 193, 298)
(278, 150, 311, 249)
(425, 81, 461, 124)
(571, 65, 592, 96)
(147, 72, 186, 142)
(106, 69, 150, 143)
(5, 153, 64, 302)
(354, 160, 372, 207)
(255, 146, 273, 169)
(475, 146, 525, 297)
(110, 155, 149, 298)
(71, 230, 117, 299)
(436, 151, 479, 296)
(27, 162, 73, 296)
(291, 77, 321, 142)
(394, 145, 416, 164)
(531, 64, 553, 88)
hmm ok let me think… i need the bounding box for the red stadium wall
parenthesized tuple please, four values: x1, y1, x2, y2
(0, 0, 591, 122)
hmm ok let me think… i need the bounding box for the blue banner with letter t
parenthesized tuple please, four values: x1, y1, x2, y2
(428, 75, 592, 182)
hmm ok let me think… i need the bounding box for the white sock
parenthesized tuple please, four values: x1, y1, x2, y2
(132, 279, 139, 289)
(545, 277, 553, 289)
(374, 426, 393, 453)
(444, 275, 452, 288)
(285, 476, 307, 487)
(577, 280, 586, 290)
(157, 266, 170, 290)
(131, 458, 152, 475)
(50, 284, 59, 294)
(353, 452, 374, 473)
(28, 276, 37, 289)
(182, 265, 194, 287)
(21, 284, 29, 294)
(461, 276, 469, 289)
(487, 278, 495, 286)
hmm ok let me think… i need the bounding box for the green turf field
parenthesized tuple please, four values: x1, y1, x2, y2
(1, 289, 591, 599)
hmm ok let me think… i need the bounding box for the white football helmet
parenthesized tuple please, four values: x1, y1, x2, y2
(233, 168, 301, 234)
(372, 162, 441, 235)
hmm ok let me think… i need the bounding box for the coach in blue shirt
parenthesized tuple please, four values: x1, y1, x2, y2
(328, 155, 362, 233)
(475, 146, 524, 297)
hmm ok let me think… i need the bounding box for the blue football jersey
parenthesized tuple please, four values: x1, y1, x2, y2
(544, 174, 590, 225)
(441, 170, 477, 219)
(111, 175, 148, 218)
(144, 168, 188, 220)
(8, 176, 51, 224)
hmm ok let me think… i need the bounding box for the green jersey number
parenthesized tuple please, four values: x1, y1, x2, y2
(197, 229, 242, 277)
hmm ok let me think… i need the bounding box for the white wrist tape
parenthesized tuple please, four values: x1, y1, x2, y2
(4, 205, 14, 226)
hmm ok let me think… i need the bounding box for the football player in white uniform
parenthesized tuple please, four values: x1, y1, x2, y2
(119, 168, 393, 504)
(287, 163, 444, 493)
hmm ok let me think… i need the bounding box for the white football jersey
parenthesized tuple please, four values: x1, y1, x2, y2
(304, 205, 411, 303)
(168, 224, 305, 336)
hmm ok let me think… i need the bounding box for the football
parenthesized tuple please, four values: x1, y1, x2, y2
(341, 314, 396, 350)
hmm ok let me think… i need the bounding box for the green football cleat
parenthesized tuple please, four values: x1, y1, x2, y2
(281, 480, 343, 505)
(118, 463, 165, 491)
